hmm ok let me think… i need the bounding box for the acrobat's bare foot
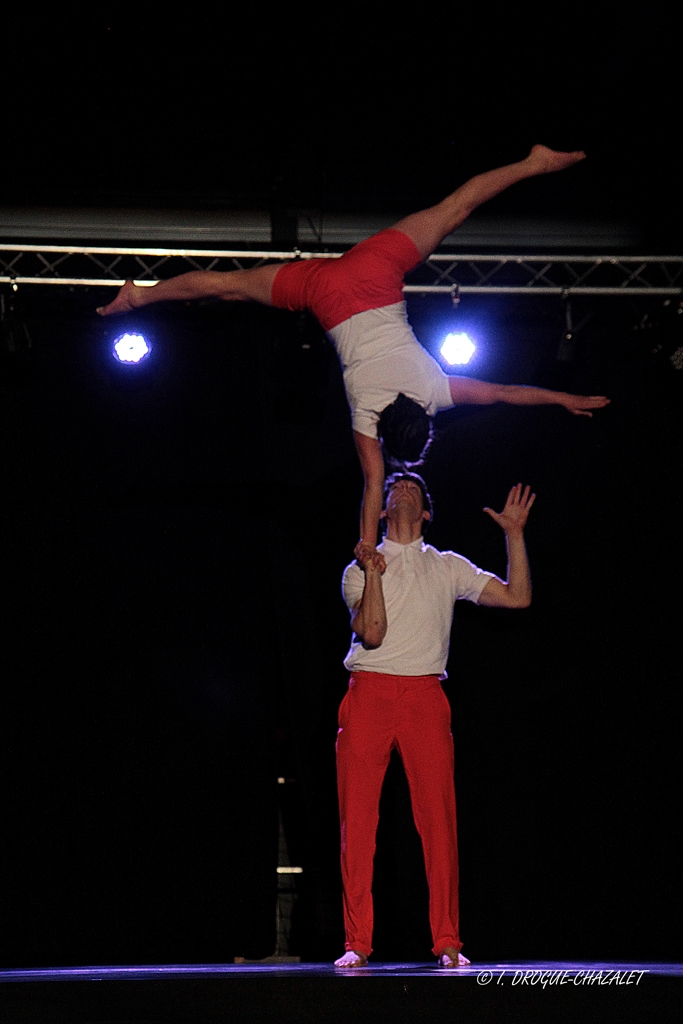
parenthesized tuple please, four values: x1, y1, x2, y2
(527, 144, 586, 175)
(437, 946, 470, 968)
(334, 950, 369, 969)
(97, 280, 147, 317)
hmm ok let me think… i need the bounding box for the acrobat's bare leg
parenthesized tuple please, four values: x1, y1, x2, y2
(96, 264, 281, 316)
(393, 145, 585, 260)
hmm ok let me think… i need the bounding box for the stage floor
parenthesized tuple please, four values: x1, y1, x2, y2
(1, 959, 682, 980)
(1, 960, 680, 1023)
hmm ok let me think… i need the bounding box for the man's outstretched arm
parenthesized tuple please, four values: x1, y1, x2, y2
(478, 483, 535, 609)
(349, 544, 388, 649)
(448, 376, 610, 417)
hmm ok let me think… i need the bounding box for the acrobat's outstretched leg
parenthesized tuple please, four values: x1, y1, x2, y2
(392, 145, 585, 260)
(97, 264, 281, 317)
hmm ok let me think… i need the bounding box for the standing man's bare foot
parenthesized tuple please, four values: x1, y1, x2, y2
(334, 950, 369, 968)
(527, 144, 586, 174)
(436, 946, 470, 968)
(97, 280, 148, 317)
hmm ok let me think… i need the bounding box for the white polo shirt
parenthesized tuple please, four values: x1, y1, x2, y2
(342, 536, 495, 678)
(327, 303, 453, 439)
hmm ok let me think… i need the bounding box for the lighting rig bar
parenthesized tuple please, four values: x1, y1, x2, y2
(0, 244, 681, 296)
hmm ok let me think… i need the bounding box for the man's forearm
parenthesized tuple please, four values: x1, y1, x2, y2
(499, 384, 566, 406)
(351, 568, 387, 648)
(504, 530, 532, 608)
(480, 483, 534, 609)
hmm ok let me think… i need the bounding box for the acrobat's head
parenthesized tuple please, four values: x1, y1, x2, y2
(378, 393, 433, 467)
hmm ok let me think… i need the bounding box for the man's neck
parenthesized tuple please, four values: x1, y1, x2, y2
(385, 520, 423, 545)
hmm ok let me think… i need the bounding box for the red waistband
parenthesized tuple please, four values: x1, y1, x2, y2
(350, 671, 440, 685)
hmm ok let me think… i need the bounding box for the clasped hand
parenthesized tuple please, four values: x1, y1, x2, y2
(354, 540, 386, 574)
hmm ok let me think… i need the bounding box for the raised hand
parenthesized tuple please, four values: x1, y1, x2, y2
(484, 484, 536, 535)
(560, 393, 611, 417)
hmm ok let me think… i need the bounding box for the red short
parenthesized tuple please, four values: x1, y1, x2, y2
(271, 229, 422, 331)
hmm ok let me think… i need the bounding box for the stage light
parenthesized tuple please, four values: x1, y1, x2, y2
(440, 332, 475, 366)
(113, 332, 150, 364)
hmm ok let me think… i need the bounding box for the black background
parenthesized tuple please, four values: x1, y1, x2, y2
(2, 7, 681, 967)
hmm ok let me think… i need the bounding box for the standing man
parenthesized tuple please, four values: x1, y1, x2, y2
(336, 474, 535, 968)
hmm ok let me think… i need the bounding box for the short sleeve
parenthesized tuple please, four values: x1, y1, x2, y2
(351, 406, 380, 439)
(442, 551, 495, 603)
(430, 368, 453, 414)
(342, 561, 365, 611)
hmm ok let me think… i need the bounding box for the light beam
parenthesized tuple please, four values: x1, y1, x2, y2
(113, 333, 150, 364)
(440, 332, 475, 366)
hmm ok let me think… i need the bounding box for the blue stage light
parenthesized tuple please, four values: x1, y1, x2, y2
(113, 333, 150, 364)
(440, 332, 475, 366)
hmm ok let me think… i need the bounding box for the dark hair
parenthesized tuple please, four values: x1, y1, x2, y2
(378, 393, 433, 467)
(382, 471, 434, 533)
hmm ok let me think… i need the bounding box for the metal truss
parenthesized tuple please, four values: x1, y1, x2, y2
(0, 243, 681, 296)
(407, 253, 683, 297)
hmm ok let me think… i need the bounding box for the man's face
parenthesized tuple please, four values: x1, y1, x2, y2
(384, 477, 429, 525)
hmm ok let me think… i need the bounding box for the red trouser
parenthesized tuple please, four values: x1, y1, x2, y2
(336, 671, 462, 956)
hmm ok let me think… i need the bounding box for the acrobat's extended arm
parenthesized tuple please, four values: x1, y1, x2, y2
(353, 431, 386, 553)
(448, 376, 610, 417)
(478, 483, 535, 609)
